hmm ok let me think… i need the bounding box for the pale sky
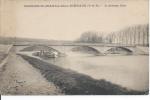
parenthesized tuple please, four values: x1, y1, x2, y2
(0, 0, 148, 40)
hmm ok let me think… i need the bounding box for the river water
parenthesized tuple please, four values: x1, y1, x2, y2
(47, 46, 148, 91)
(17, 46, 149, 91)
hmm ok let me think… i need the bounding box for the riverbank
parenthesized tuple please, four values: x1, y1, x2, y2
(0, 54, 62, 95)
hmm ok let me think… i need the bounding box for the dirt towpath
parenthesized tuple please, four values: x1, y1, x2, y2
(0, 53, 61, 95)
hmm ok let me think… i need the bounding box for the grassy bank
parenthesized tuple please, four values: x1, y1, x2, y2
(19, 54, 148, 95)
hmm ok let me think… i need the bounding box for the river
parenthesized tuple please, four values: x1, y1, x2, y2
(16, 45, 149, 91)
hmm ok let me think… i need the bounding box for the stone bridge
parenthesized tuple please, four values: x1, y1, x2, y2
(51, 45, 148, 55)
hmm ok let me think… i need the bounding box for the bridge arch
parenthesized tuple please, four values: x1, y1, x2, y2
(71, 46, 102, 55)
(105, 46, 133, 55)
(21, 45, 59, 52)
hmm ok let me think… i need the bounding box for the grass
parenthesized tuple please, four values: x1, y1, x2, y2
(19, 54, 148, 95)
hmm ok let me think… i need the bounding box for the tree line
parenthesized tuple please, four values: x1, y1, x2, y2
(76, 31, 104, 43)
(76, 24, 149, 46)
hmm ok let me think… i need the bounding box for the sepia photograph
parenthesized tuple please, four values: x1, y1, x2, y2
(0, 0, 149, 95)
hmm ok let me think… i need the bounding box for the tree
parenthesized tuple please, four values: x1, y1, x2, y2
(77, 31, 104, 43)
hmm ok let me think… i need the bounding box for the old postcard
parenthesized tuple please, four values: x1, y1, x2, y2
(0, 0, 149, 95)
